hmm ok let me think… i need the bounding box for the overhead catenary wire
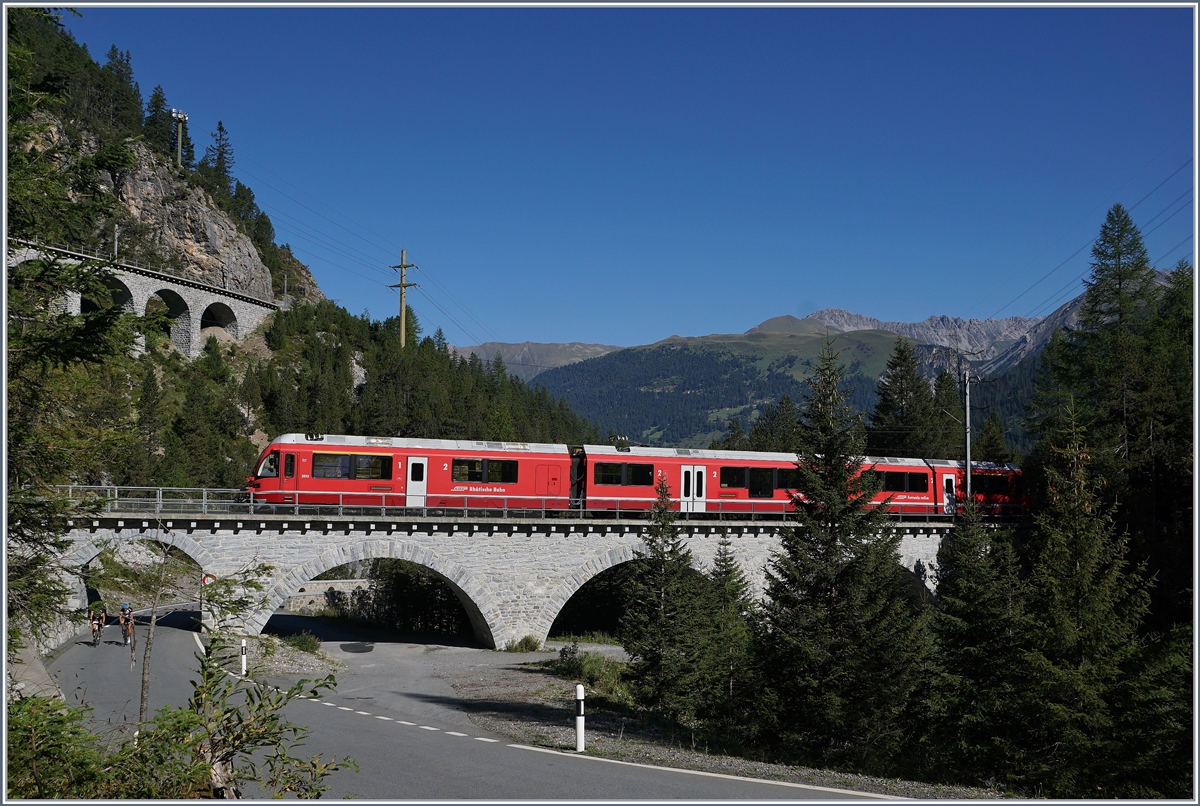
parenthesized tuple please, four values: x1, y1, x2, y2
(984, 156, 1193, 321)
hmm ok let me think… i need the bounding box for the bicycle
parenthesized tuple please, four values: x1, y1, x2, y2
(91, 619, 104, 647)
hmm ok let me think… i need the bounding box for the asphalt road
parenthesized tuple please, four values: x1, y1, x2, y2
(48, 610, 893, 800)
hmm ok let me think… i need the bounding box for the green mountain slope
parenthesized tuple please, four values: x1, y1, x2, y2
(536, 329, 897, 447)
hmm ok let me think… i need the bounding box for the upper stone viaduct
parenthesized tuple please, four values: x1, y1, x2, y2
(8, 241, 277, 358)
(63, 513, 949, 649)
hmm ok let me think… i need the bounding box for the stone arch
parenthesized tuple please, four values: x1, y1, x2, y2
(200, 301, 239, 339)
(245, 541, 505, 648)
(66, 532, 217, 578)
(146, 288, 192, 355)
(81, 275, 135, 314)
(532, 543, 644, 643)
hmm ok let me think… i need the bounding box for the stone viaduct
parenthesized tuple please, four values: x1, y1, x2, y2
(63, 514, 948, 649)
(8, 241, 277, 358)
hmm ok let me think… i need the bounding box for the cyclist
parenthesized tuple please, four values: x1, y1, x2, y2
(118, 602, 134, 645)
(88, 604, 107, 645)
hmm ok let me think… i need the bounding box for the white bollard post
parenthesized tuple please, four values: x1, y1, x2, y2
(241, 638, 247, 676)
(575, 684, 585, 752)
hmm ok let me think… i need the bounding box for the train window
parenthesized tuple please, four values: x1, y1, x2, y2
(410, 462, 424, 482)
(284, 454, 295, 479)
(452, 459, 484, 482)
(313, 453, 353, 479)
(626, 464, 654, 486)
(720, 467, 747, 488)
(973, 475, 1008, 495)
(594, 463, 623, 486)
(486, 460, 519, 483)
(749, 467, 774, 498)
(878, 471, 907, 492)
(777, 467, 802, 490)
(257, 451, 279, 478)
(354, 455, 392, 480)
(907, 473, 929, 493)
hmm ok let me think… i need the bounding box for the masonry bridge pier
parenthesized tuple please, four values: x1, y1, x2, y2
(62, 490, 952, 649)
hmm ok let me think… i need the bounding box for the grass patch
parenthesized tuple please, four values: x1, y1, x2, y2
(548, 632, 622, 646)
(551, 641, 630, 706)
(504, 635, 543, 652)
(280, 631, 321, 654)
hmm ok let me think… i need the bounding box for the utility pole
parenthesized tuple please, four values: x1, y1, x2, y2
(389, 250, 418, 348)
(962, 360, 973, 503)
(113, 223, 120, 258)
(171, 108, 188, 168)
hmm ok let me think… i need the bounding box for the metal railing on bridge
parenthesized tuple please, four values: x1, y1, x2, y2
(52, 485, 975, 522)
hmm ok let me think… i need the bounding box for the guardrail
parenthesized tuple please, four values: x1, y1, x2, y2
(51, 485, 994, 522)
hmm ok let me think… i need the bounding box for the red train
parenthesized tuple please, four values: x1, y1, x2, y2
(246, 433, 1027, 518)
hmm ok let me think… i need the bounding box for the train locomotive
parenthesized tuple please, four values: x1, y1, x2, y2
(246, 433, 1027, 518)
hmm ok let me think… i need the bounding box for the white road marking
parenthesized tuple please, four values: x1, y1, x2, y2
(474, 737, 500, 743)
(354, 710, 371, 715)
(505, 745, 907, 799)
(419, 726, 439, 731)
(445, 731, 466, 736)
(337, 706, 353, 711)
(397, 721, 416, 725)
(322, 702, 336, 706)
(375, 716, 393, 720)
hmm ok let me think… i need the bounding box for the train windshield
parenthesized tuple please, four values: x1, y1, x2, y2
(256, 451, 280, 478)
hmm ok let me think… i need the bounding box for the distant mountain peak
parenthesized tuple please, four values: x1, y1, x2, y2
(746, 315, 838, 335)
(804, 307, 1041, 361)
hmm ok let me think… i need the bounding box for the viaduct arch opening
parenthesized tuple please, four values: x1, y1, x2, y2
(146, 289, 192, 355)
(80, 275, 135, 314)
(200, 302, 239, 339)
(253, 542, 501, 648)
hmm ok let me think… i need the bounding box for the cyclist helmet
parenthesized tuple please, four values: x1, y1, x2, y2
(122, 603, 130, 609)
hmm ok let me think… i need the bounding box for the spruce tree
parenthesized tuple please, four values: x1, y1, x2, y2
(758, 337, 930, 774)
(619, 478, 716, 728)
(925, 505, 1030, 787)
(143, 85, 173, 155)
(974, 412, 1011, 464)
(868, 337, 934, 458)
(1017, 407, 1154, 796)
(929, 369, 963, 459)
(701, 532, 754, 732)
(749, 395, 801, 453)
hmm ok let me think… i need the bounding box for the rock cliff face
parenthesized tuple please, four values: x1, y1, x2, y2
(114, 141, 274, 299)
(807, 307, 1040, 362)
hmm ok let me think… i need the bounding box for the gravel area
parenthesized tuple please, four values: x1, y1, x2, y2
(432, 642, 1004, 800)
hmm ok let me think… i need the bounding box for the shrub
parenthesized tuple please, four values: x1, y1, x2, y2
(504, 635, 542, 652)
(281, 631, 321, 654)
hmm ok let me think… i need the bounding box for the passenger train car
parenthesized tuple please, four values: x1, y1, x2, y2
(246, 433, 1027, 518)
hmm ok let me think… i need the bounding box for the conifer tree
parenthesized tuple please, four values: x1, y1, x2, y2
(709, 418, 749, 450)
(758, 337, 930, 774)
(619, 478, 717, 727)
(143, 85, 173, 154)
(868, 337, 934, 457)
(749, 395, 801, 453)
(925, 505, 1030, 786)
(197, 120, 235, 200)
(701, 532, 754, 731)
(975, 412, 1011, 464)
(1017, 406, 1155, 796)
(929, 369, 963, 459)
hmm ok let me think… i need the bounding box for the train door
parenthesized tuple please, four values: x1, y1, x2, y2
(406, 457, 427, 508)
(282, 452, 297, 492)
(680, 464, 706, 513)
(943, 475, 957, 516)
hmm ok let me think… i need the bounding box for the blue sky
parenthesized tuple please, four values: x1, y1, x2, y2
(63, 6, 1194, 347)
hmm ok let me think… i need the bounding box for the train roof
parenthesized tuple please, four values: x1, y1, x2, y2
(265, 434, 1019, 471)
(268, 433, 570, 455)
